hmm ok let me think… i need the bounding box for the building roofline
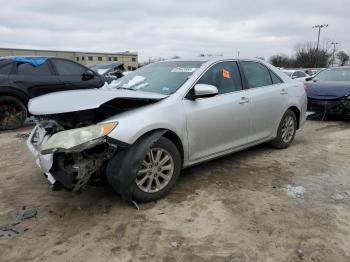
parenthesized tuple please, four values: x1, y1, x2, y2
(0, 47, 137, 56)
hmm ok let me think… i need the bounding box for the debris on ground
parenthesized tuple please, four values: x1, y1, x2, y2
(131, 200, 140, 211)
(15, 133, 30, 140)
(170, 241, 178, 248)
(297, 249, 304, 259)
(331, 191, 350, 201)
(284, 185, 305, 198)
(0, 207, 37, 238)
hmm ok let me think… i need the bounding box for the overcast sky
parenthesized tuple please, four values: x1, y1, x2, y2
(0, 0, 349, 62)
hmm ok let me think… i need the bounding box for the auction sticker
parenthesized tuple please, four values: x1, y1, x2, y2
(171, 67, 198, 73)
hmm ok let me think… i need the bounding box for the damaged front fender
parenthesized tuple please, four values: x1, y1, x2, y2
(106, 130, 166, 203)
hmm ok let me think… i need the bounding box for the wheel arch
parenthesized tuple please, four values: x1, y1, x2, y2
(287, 105, 301, 129)
(0, 88, 29, 108)
(133, 128, 185, 166)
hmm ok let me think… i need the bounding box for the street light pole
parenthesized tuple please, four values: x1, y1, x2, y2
(312, 24, 328, 67)
(331, 42, 339, 67)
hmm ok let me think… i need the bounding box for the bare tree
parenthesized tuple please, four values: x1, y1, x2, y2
(269, 54, 295, 68)
(337, 51, 350, 66)
(294, 42, 331, 68)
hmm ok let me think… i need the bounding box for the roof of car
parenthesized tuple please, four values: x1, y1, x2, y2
(0, 56, 49, 66)
(164, 56, 265, 63)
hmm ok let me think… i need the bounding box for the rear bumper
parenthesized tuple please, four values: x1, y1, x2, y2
(307, 98, 350, 115)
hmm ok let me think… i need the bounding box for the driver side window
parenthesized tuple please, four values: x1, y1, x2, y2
(52, 59, 87, 76)
(197, 61, 242, 94)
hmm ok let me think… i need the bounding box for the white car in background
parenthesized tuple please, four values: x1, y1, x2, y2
(283, 70, 309, 82)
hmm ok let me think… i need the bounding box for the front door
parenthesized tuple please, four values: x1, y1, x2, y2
(183, 61, 251, 161)
(50, 59, 103, 90)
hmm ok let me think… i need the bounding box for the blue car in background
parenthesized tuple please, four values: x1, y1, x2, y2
(305, 67, 350, 117)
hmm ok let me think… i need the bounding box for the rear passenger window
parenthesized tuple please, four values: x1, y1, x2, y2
(17, 62, 52, 76)
(52, 59, 86, 76)
(241, 61, 273, 88)
(270, 71, 283, 84)
(0, 63, 13, 75)
(197, 61, 242, 94)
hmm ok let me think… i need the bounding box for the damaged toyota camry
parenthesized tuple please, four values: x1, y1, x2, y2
(27, 57, 307, 203)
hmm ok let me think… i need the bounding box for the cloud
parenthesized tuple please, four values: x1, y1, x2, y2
(0, 0, 349, 61)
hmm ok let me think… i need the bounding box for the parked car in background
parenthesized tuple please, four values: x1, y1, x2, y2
(27, 57, 307, 203)
(90, 62, 125, 79)
(0, 57, 109, 130)
(305, 67, 350, 116)
(283, 69, 309, 82)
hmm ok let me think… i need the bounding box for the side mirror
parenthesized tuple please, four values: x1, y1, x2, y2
(190, 84, 218, 99)
(305, 76, 313, 82)
(82, 70, 95, 80)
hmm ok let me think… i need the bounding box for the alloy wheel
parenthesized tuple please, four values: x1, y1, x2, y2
(281, 115, 295, 143)
(136, 148, 174, 193)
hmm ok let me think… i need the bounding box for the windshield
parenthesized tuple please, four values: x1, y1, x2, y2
(91, 64, 112, 70)
(313, 68, 350, 82)
(283, 71, 293, 77)
(110, 61, 204, 95)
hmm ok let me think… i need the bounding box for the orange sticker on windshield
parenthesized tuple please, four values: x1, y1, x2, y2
(222, 69, 230, 78)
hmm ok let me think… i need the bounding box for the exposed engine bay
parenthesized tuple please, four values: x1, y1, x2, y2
(41, 97, 160, 130)
(29, 97, 160, 192)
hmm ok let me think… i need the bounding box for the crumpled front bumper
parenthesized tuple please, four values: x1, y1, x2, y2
(307, 98, 350, 115)
(27, 125, 56, 184)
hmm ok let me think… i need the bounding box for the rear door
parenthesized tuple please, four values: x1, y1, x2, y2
(51, 58, 103, 90)
(8, 61, 62, 98)
(240, 61, 287, 142)
(183, 61, 251, 161)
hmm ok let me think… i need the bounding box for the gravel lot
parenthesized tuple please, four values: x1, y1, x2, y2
(0, 119, 350, 262)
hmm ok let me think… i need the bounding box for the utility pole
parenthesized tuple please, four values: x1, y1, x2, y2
(331, 42, 339, 67)
(312, 24, 328, 67)
(237, 51, 240, 58)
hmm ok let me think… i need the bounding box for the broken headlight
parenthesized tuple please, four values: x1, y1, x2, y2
(41, 122, 117, 154)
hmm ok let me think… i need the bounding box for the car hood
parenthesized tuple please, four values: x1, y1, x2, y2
(306, 81, 350, 100)
(28, 89, 168, 115)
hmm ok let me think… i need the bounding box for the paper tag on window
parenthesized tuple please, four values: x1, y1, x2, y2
(171, 67, 197, 73)
(222, 69, 230, 78)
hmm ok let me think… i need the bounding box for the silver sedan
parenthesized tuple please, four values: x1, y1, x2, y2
(27, 57, 307, 203)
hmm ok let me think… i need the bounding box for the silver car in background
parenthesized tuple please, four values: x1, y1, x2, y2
(27, 57, 307, 203)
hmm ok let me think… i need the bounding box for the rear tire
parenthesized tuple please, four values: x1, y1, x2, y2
(0, 96, 27, 130)
(270, 109, 297, 149)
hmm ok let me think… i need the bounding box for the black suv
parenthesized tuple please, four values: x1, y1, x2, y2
(0, 57, 109, 130)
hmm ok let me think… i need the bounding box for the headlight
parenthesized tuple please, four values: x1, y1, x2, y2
(41, 122, 117, 154)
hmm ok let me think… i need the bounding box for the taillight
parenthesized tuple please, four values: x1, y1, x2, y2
(304, 84, 308, 91)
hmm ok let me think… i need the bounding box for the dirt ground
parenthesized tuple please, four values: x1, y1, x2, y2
(0, 119, 350, 262)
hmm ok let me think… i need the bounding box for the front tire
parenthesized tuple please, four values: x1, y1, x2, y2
(270, 109, 297, 149)
(132, 137, 181, 202)
(0, 96, 27, 130)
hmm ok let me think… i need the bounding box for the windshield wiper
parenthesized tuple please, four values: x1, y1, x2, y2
(115, 87, 136, 91)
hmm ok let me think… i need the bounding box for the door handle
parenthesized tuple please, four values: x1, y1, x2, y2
(280, 89, 288, 95)
(239, 97, 250, 104)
